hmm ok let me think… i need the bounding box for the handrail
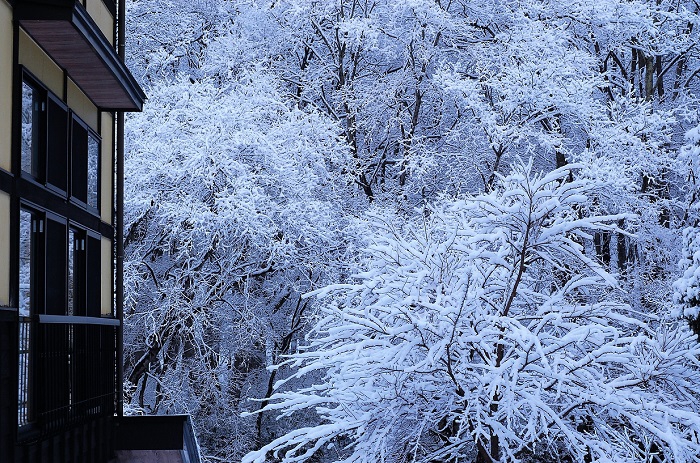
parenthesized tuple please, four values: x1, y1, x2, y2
(37, 314, 120, 326)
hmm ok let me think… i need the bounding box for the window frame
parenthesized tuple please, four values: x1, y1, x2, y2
(19, 76, 46, 185)
(18, 68, 102, 216)
(45, 93, 70, 197)
(69, 115, 102, 214)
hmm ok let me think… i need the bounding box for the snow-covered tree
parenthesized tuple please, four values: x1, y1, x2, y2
(433, 0, 700, 331)
(244, 164, 700, 463)
(260, 0, 462, 203)
(121, 0, 700, 459)
(123, 68, 363, 459)
(673, 125, 700, 338)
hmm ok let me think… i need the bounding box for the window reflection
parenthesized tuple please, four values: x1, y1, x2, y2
(19, 210, 33, 317)
(21, 83, 41, 178)
(87, 134, 99, 209)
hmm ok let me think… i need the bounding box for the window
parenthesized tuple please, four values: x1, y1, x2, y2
(21, 79, 69, 191)
(68, 228, 83, 316)
(18, 210, 35, 317)
(67, 229, 100, 316)
(87, 134, 99, 209)
(70, 119, 87, 203)
(20, 72, 100, 213)
(46, 95, 69, 193)
(21, 82, 42, 179)
(45, 215, 67, 315)
(17, 74, 106, 319)
(18, 208, 102, 317)
(70, 118, 100, 210)
(85, 234, 101, 316)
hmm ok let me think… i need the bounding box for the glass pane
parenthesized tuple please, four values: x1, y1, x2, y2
(87, 134, 99, 209)
(69, 229, 86, 316)
(46, 98, 69, 192)
(45, 218, 67, 315)
(21, 83, 41, 178)
(86, 236, 101, 317)
(19, 210, 32, 317)
(71, 120, 88, 204)
(18, 209, 33, 427)
(68, 228, 74, 316)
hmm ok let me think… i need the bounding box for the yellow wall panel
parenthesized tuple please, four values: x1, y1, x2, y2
(86, 0, 114, 46)
(67, 78, 98, 130)
(0, 192, 9, 307)
(18, 29, 64, 98)
(0, 0, 12, 172)
(101, 237, 112, 315)
(100, 112, 114, 224)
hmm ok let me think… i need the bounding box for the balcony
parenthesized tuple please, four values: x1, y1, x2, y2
(18, 314, 119, 440)
(14, 0, 145, 111)
(14, 315, 202, 463)
(113, 415, 202, 463)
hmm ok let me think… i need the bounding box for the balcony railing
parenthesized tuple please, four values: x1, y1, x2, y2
(114, 415, 203, 463)
(18, 314, 120, 440)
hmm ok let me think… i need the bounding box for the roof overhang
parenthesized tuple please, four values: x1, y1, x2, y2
(15, 0, 145, 111)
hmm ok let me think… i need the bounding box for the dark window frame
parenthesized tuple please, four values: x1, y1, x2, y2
(19, 68, 102, 217)
(87, 130, 101, 211)
(17, 203, 104, 318)
(70, 115, 101, 214)
(67, 224, 102, 317)
(45, 93, 70, 196)
(19, 76, 46, 185)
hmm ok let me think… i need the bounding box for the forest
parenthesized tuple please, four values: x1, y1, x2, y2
(122, 0, 700, 461)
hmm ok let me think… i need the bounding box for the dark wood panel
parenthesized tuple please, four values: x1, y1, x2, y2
(21, 20, 137, 109)
(16, 1, 145, 111)
(115, 416, 187, 451)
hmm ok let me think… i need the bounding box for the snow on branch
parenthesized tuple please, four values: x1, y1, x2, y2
(244, 163, 700, 463)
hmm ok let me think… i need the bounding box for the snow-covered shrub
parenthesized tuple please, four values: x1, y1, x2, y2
(673, 227, 700, 318)
(244, 164, 700, 463)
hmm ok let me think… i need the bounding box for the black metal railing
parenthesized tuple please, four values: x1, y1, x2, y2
(20, 315, 119, 439)
(18, 317, 31, 427)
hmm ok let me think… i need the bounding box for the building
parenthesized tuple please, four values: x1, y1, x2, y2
(0, 0, 200, 461)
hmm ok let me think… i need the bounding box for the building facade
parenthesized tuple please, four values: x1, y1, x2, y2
(0, 0, 145, 460)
